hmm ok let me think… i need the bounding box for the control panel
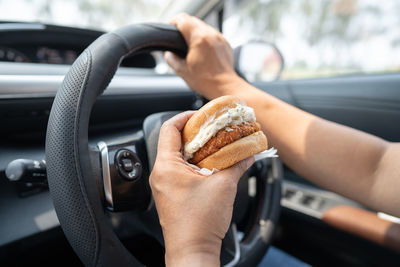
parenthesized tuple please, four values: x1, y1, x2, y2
(98, 131, 150, 212)
(115, 149, 142, 181)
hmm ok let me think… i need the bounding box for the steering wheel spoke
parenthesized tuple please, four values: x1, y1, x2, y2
(95, 131, 151, 212)
(106, 204, 164, 245)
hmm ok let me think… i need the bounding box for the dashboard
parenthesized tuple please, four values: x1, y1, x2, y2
(0, 22, 156, 68)
(0, 45, 79, 64)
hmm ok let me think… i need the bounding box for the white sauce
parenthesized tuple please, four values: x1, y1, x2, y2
(183, 104, 256, 160)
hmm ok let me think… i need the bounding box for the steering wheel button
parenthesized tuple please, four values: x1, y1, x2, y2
(115, 149, 143, 181)
(128, 169, 137, 178)
(121, 158, 133, 172)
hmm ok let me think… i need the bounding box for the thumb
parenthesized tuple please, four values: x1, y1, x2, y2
(215, 157, 255, 183)
(165, 51, 187, 75)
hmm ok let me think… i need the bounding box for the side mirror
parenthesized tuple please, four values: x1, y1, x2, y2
(234, 41, 284, 82)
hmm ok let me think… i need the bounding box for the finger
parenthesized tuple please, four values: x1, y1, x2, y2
(169, 13, 197, 43)
(158, 111, 196, 153)
(215, 157, 255, 183)
(169, 13, 214, 44)
(165, 51, 187, 75)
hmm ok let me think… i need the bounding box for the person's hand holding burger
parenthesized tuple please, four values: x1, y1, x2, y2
(150, 111, 254, 267)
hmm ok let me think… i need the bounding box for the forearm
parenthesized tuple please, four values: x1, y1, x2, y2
(216, 76, 397, 215)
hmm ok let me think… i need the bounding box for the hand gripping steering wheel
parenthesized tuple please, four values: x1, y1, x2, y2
(45, 23, 282, 266)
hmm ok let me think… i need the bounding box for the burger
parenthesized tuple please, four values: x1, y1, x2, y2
(182, 95, 268, 170)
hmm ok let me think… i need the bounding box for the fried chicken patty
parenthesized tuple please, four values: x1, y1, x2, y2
(189, 121, 261, 164)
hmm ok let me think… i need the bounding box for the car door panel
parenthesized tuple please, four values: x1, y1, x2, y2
(259, 74, 400, 141)
(289, 74, 400, 141)
(252, 81, 295, 105)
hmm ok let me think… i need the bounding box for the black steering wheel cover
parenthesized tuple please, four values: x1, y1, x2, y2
(237, 158, 282, 266)
(46, 24, 187, 266)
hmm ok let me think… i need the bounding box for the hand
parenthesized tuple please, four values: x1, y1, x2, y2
(165, 13, 244, 99)
(149, 111, 254, 267)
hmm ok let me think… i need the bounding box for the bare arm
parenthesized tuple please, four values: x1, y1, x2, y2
(220, 77, 400, 217)
(166, 14, 400, 217)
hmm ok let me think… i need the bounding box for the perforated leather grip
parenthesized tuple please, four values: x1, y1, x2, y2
(45, 24, 187, 267)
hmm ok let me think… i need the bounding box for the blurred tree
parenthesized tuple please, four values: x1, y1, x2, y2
(237, 0, 290, 41)
(225, 0, 399, 76)
(232, 0, 389, 46)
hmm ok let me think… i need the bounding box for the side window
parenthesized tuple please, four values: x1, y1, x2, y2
(223, 0, 400, 80)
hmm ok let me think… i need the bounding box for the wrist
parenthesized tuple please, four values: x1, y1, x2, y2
(164, 231, 222, 267)
(165, 250, 220, 267)
(214, 72, 245, 95)
(216, 74, 262, 103)
(192, 72, 244, 99)
(202, 72, 262, 102)
(165, 239, 221, 267)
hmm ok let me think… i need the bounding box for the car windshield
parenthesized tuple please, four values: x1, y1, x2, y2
(0, 0, 184, 30)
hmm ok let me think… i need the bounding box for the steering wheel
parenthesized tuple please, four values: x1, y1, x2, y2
(45, 23, 282, 266)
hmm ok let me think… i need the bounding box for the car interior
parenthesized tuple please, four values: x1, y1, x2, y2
(1, 0, 400, 266)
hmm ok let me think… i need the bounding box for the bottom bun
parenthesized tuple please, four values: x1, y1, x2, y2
(197, 131, 268, 170)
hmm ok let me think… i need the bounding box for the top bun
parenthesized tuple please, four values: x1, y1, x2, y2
(182, 95, 245, 144)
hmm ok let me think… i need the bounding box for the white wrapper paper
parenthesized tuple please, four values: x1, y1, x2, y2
(185, 147, 278, 176)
